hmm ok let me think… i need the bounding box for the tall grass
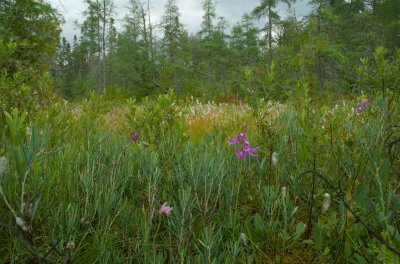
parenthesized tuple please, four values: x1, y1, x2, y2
(0, 90, 399, 263)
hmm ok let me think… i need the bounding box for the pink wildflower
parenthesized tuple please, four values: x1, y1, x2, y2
(356, 107, 365, 113)
(229, 131, 259, 159)
(356, 101, 370, 114)
(236, 149, 247, 159)
(358, 101, 369, 107)
(228, 133, 246, 145)
(242, 143, 259, 156)
(129, 132, 139, 144)
(159, 202, 173, 216)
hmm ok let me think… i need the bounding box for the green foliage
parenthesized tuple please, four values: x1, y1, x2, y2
(0, 0, 61, 114)
(4, 108, 27, 145)
(126, 90, 184, 144)
(46, 0, 399, 100)
(1, 0, 400, 262)
(0, 90, 399, 262)
(356, 47, 400, 95)
(0, 125, 63, 262)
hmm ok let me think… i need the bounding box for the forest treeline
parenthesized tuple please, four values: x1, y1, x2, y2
(52, 0, 399, 99)
(1, 0, 400, 107)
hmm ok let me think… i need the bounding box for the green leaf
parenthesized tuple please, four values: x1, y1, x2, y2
(253, 213, 264, 232)
(302, 239, 314, 245)
(324, 246, 330, 255)
(353, 253, 368, 264)
(354, 184, 369, 210)
(292, 221, 305, 240)
(388, 194, 400, 224)
(30, 194, 42, 222)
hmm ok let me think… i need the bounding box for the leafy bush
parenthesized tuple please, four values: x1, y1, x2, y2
(0, 0, 61, 115)
(126, 90, 184, 145)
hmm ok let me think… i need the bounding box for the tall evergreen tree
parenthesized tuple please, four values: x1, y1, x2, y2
(200, 0, 216, 39)
(199, 0, 218, 86)
(252, 0, 294, 64)
(80, 0, 114, 93)
(231, 14, 260, 66)
(110, 0, 154, 96)
(160, 0, 186, 88)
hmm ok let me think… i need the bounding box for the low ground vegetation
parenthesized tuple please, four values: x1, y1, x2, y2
(0, 88, 399, 263)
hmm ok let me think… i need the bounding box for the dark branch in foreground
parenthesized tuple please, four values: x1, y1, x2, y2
(299, 170, 400, 257)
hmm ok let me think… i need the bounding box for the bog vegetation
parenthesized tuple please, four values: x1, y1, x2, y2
(0, 0, 399, 263)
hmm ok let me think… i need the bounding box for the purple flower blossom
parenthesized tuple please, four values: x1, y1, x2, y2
(242, 143, 259, 156)
(356, 101, 370, 114)
(356, 107, 365, 113)
(129, 132, 139, 144)
(236, 149, 247, 159)
(229, 131, 259, 159)
(358, 101, 370, 107)
(159, 202, 173, 216)
(228, 133, 246, 145)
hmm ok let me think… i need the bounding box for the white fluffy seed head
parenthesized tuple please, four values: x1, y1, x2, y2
(240, 233, 248, 246)
(66, 241, 75, 250)
(322, 193, 331, 213)
(272, 152, 278, 165)
(282, 187, 287, 199)
(15, 217, 28, 231)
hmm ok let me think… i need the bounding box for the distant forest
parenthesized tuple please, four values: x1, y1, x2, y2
(1, 0, 400, 104)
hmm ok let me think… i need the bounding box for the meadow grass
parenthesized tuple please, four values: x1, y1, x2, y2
(0, 91, 399, 263)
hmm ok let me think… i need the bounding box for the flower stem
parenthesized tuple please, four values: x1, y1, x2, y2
(152, 214, 162, 252)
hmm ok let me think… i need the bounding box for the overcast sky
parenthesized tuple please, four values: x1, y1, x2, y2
(49, 0, 313, 42)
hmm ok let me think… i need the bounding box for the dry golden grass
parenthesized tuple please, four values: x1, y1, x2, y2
(184, 101, 254, 139)
(102, 106, 130, 134)
(87, 100, 288, 140)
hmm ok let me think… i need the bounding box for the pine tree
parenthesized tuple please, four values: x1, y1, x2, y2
(80, 0, 114, 93)
(199, 0, 218, 85)
(200, 0, 216, 39)
(231, 14, 260, 66)
(252, 0, 294, 64)
(160, 0, 186, 88)
(112, 0, 154, 96)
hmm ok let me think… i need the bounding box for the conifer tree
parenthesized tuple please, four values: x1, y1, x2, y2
(252, 0, 294, 64)
(160, 0, 186, 88)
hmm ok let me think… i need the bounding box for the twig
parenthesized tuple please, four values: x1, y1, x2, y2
(299, 170, 400, 257)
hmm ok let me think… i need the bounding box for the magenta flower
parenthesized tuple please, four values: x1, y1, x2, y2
(356, 107, 365, 113)
(228, 133, 246, 145)
(242, 143, 259, 156)
(129, 132, 139, 144)
(236, 149, 247, 159)
(356, 101, 370, 114)
(358, 101, 369, 107)
(159, 202, 173, 216)
(229, 131, 259, 159)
